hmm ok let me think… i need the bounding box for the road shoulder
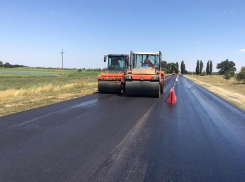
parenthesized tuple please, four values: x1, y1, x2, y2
(184, 75, 245, 111)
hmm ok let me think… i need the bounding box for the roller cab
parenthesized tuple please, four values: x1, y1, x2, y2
(98, 54, 129, 94)
(125, 51, 165, 98)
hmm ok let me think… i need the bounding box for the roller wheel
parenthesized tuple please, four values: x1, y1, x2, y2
(125, 81, 159, 97)
(160, 82, 163, 93)
(160, 78, 164, 93)
(98, 82, 121, 94)
(156, 84, 160, 98)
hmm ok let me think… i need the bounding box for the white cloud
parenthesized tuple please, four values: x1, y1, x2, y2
(239, 49, 245, 52)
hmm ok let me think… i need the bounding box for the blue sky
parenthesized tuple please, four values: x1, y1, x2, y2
(0, 0, 244, 71)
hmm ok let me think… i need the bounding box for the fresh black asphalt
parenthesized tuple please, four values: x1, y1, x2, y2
(0, 75, 245, 182)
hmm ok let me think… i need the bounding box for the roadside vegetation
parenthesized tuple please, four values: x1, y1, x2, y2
(161, 61, 181, 74)
(0, 67, 101, 117)
(0, 61, 25, 68)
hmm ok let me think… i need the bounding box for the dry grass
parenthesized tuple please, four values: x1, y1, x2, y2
(184, 75, 245, 111)
(0, 82, 98, 117)
(0, 82, 86, 100)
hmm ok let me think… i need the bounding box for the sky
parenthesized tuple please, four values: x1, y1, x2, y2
(0, 0, 244, 72)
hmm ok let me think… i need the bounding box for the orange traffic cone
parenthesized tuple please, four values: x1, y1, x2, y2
(167, 88, 177, 104)
(171, 88, 177, 104)
(167, 88, 173, 104)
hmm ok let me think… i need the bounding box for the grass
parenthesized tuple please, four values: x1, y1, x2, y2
(0, 67, 61, 74)
(0, 68, 101, 117)
(184, 75, 245, 111)
(0, 72, 100, 91)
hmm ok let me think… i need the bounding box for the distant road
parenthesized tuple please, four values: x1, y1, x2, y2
(0, 75, 245, 182)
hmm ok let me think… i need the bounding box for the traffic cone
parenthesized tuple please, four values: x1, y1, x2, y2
(167, 88, 173, 104)
(167, 88, 177, 104)
(171, 88, 177, 104)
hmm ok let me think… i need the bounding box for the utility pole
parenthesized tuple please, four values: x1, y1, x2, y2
(60, 49, 65, 75)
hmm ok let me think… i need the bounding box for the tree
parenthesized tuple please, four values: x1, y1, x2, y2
(0, 61, 3, 67)
(210, 60, 213, 75)
(4, 62, 11, 68)
(161, 61, 168, 69)
(162, 67, 168, 73)
(206, 60, 212, 75)
(168, 63, 177, 73)
(216, 59, 236, 75)
(223, 71, 232, 81)
(236, 67, 245, 82)
(200, 60, 203, 74)
(181, 60, 186, 74)
(161, 61, 169, 73)
(201, 72, 207, 76)
(176, 62, 179, 74)
(206, 61, 210, 75)
(196, 60, 200, 75)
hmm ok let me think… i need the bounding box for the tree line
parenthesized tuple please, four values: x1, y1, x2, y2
(195, 59, 237, 77)
(77, 68, 104, 72)
(162, 59, 238, 78)
(195, 60, 213, 75)
(161, 59, 244, 83)
(161, 61, 187, 74)
(161, 60, 214, 75)
(195, 59, 245, 82)
(0, 61, 26, 68)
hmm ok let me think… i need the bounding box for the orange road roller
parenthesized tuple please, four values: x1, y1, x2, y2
(125, 51, 165, 98)
(97, 54, 129, 94)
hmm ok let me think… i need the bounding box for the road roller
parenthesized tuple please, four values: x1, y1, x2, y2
(97, 54, 129, 93)
(125, 51, 165, 98)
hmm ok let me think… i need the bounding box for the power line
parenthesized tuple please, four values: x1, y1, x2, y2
(60, 49, 65, 75)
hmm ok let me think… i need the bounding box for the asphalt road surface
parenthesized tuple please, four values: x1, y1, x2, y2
(0, 75, 245, 182)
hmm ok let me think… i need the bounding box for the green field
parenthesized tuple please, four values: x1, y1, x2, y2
(0, 67, 102, 117)
(0, 67, 101, 91)
(0, 67, 99, 75)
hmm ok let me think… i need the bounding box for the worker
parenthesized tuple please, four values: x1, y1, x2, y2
(111, 59, 120, 69)
(144, 55, 153, 67)
(112, 60, 119, 66)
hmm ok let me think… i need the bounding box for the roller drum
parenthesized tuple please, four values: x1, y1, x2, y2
(98, 81, 122, 94)
(126, 80, 160, 97)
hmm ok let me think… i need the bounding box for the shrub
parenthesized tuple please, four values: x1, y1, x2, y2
(201, 72, 206, 76)
(223, 71, 232, 81)
(236, 67, 245, 82)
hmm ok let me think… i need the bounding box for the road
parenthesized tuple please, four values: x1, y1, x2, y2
(0, 75, 245, 182)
